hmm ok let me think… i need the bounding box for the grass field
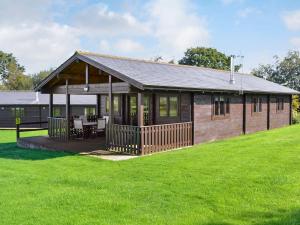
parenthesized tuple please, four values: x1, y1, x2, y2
(0, 126, 300, 225)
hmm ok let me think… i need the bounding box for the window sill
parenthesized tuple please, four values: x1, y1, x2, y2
(212, 114, 230, 120)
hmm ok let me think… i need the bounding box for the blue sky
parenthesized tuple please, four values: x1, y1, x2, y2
(0, 0, 299, 73)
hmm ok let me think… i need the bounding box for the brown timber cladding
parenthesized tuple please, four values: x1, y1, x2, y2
(193, 93, 291, 144)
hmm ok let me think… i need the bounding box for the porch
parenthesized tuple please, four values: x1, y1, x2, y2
(31, 52, 194, 155)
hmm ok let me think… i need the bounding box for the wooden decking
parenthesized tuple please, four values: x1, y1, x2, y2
(17, 135, 113, 155)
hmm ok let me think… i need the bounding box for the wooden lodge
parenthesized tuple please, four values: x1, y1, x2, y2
(19, 51, 298, 155)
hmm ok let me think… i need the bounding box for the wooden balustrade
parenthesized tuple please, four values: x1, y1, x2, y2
(106, 124, 141, 155)
(140, 122, 193, 155)
(48, 117, 68, 141)
(106, 122, 193, 155)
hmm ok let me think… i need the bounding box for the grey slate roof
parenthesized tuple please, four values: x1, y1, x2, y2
(0, 91, 96, 105)
(79, 52, 298, 94)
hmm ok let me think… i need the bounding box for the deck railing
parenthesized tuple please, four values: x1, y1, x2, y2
(140, 122, 193, 155)
(106, 124, 141, 154)
(48, 117, 68, 141)
(106, 122, 193, 155)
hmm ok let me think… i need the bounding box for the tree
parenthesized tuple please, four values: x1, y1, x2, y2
(252, 51, 300, 91)
(31, 69, 53, 88)
(178, 47, 241, 71)
(0, 51, 25, 83)
(252, 51, 300, 123)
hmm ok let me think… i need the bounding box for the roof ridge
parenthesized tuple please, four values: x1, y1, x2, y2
(76, 50, 251, 76)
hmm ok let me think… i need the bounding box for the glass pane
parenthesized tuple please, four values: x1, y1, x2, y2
(105, 96, 109, 113)
(226, 98, 230, 114)
(258, 98, 262, 112)
(113, 96, 119, 114)
(143, 95, 149, 113)
(169, 96, 178, 117)
(130, 96, 137, 114)
(214, 100, 219, 115)
(220, 100, 225, 115)
(253, 98, 257, 112)
(159, 96, 168, 117)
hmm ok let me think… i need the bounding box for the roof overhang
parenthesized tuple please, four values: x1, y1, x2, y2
(34, 52, 144, 92)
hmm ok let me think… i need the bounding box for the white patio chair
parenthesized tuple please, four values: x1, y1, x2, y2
(79, 115, 88, 124)
(103, 116, 109, 124)
(73, 119, 84, 138)
(95, 118, 106, 136)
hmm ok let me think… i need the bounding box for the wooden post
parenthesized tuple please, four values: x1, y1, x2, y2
(290, 95, 293, 125)
(243, 93, 247, 134)
(267, 95, 270, 130)
(49, 93, 53, 117)
(108, 75, 113, 124)
(66, 80, 70, 140)
(96, 94, 101, 118)
(137, 92, 144, 127)
(85, 64, 89, 91)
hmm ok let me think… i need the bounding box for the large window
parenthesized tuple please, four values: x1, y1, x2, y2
(84, 107, 96, 116)
(213, 96, 230, 116)
(106, 95, 120, 115)
(277, 97, 284, 111)
(159, 96, 178, 117)
(11, 107, 25, 118)
(252, 97, 262, 113)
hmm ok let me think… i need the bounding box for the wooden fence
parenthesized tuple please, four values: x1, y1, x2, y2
(16, 121, 48, 140)
(106, 122, 193, 155)
(140, 122, 193, 155)
(106, 124, 141, 154)
(48, 117, 69, 141)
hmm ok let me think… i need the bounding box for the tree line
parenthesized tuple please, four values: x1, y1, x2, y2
(0, 51, 52, 90)
(1, 47, 300, 93)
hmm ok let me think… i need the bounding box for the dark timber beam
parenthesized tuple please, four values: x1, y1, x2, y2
(96, 94, 101, 118)
(109, 75, 113, 124)
(66, 80, 70, 140)
(243, 93, 247, 134)
(267, 95, 270, 130)
(85, 63, 89, 91)
(137, 92, 144, 126)
(289, 95, 293, 125)
(49, 93, 53, 117)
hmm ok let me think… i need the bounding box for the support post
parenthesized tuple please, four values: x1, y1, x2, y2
(137, 92, 144, 127)
(96, 94, 101, 118)
(66, 80, 70, 140)
(108, 75, 113, 124)
(267, 95, 270, 130)
(243, 93, 247, 134)
(49, 93, 53, 117)
(289, 95, 293, 125)
(85, 64, 89, 91)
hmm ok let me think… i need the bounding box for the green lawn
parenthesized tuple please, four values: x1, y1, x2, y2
(1, 126, 300, 225)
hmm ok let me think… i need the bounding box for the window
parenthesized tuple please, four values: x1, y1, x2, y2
(159, 97, 168, 117)
(105, 95, 120, 114)
(277, 98, 284, 111)
(84, 107, 96, 116)
(130, 96, 137, 114)
(169, 96, 178, 117)
(143, 95, 150, 114)
(252, 97, 262, 113)
(213, 96, 230, 116)
(11, 107, 25, 118)
(159, 96, 179, 117)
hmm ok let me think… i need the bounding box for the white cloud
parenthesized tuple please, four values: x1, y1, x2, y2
(74, 3, 151, 37)
(146, 0, 209, 58)
(115, 39, 144, 53)
(282, 10, 300, 31)
(0, 23, 80, 74)
(99, 40, 111, 52)
(237, 7, 261, 18)
(221, 0, 243, 5)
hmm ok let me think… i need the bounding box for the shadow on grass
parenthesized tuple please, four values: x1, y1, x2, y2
(203, 209, 300, 225)
(0, 142, 73, 160)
